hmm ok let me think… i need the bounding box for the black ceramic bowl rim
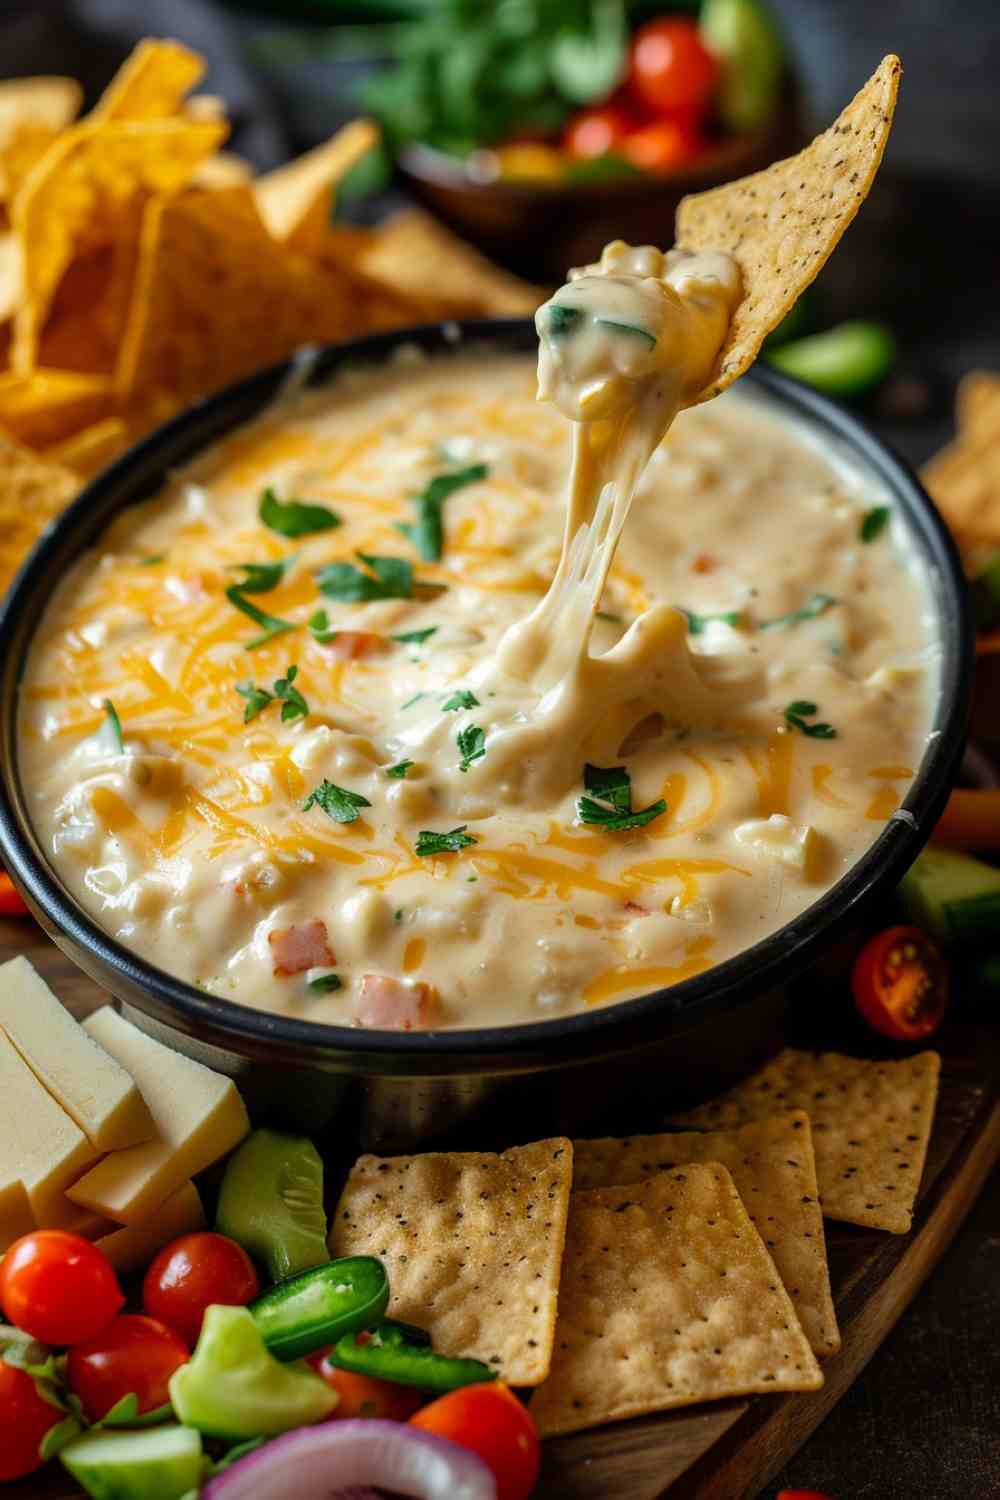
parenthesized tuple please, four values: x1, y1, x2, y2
(0, 319, 974, 1077)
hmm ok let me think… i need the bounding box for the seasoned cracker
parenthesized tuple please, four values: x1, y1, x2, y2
(677, 55, 901, 402)
(530, 1165, 822, 1437)
(330, 1138, 572, 1386)
(574, 1112, 839, 1356)
(671, 1050, 940, 1233)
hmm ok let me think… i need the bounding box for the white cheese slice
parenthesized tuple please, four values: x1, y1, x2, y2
(96, 1182, 205, 1273)
(0, 957, 155, 1151)
(0, 1177, 35, 1252)
(67, 1008, 249, 1225)
(0, 1030, 101, 1226)
(734, 814, 821, 876)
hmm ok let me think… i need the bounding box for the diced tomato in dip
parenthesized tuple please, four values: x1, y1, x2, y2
(269, 921, 335, 977)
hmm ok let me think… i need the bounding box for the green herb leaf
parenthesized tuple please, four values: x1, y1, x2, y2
(595, 318, 656, 349)
(308, 609, 338, 643)
(386, 760, 414, 779)
(302, 778, 372, 824)
(102, 699, 124, 754)
(226, 587, 296, 649)
(784, 700, 838, 739)
(235, 680, 274, 722)
(584, 763, 631, 812)
(138, 553, 164, 567)
(759, 592, 837, 631)
(392, 626, 438, 645)
(397, 463, 488, 562)
(401, 692, 426, 711)
(38, 1414, 83, 1462)
(415, 826, 478, 857)
(547, 303, 583, 338)
(259, 487, 341, 539)
(307, 972, 342, 993)
(680, 608, 743, 636)
(316, 552, 413, 602)
(457, 724, 486, 773)
(577, 762, 666, 831)
(442, 689, 480, 712)
(274, 664, 309, 723)
(860, 505, 890, 542)
(228, 555, 297, 594)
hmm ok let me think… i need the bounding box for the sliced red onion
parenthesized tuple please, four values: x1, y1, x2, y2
(201, 1420, 497, 1500)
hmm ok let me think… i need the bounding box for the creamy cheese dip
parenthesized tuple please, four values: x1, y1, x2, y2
(20, 323, 938, 1029)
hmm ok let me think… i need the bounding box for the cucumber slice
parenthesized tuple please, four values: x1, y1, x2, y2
(970, 553, 1000, 630)
(700, 0, 784, 133)
(899, 847, 1000, 945)
(216, 1128, 328, 1282)
(765, 322, 896, 399)
(60, 1425, 203, 1500)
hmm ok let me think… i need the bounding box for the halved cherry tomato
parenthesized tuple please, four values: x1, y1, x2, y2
(0, 872, 29, 917)
(562, 103, 636, 161)
(411, 1382, 540, 1500)
(851, 925, 949, 1041)
(308, 1352, 425, 1422)
(142, 1231, 259, 1349)
(0, 1232, 124, 1346)
(66, 1314, 189, 1422)
(0, 1360, 65, 1480)
(622, 117, 704, 174)
(628, 17, 719, 119)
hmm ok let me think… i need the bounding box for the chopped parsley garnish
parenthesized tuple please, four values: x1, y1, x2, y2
(442, 689, 480, 712)
(307, 609, 338, 643)
(860, 505, 890, 542)
(548, 304, 583, 337)
(397, 463, 489, 562)
(576, 762, 666, 832)
(386, 760, 414, 778)
(102, 699, 124, 754)
(228, 556, 297, 594)
(680, 607, 743, 636)
(307, 972, 342, 993)
(595, 318, 656, 349)
(316, 552, 413, 603)
(392, 626, 438, 645)
(415, 826, 478, 857)
(302, 778, 372, 824)
(784, 700, 838, 739)
(456, 724, 486, 773)
(226, 555, 298, 648)
(139, 554, 164, 566)
(237, 666, 309, 723)
(759, 592, 837, 631)
(259, 487, 341, 538)
(235, 681, 273, 722)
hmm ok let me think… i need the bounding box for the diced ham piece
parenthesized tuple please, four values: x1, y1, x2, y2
(355, 974, 438, 1031)
(325, 631, 388, 660)
(269, 920, 335, 977)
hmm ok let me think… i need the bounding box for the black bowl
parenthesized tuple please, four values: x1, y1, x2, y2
(0, 321, 974, 1149)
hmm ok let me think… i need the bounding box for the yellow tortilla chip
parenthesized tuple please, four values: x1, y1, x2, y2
(956, 371, 1000, 437)
(0, 432, 79, 595)
(330, 1139, 573, 1386)
(43, 417, 129, 479)
(530, 1166, 822, 1437)
(677, 55, 901, 402)
(0, 77, 83, 206)
(254, 119, 379, 243)
(922, 429, 1000, 545)
(12, 116, 226, 371)
(0, 233, 19, 323)
(0, 369, 110, 449)
(671, 1049, 940, 1234)
(91, 39, 205, 122)
(191, 152, 254, 191)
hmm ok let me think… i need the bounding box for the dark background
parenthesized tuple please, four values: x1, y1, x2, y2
(4, 3, 1000, 1496)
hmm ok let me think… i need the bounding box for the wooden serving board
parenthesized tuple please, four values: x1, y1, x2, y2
(4, 917, 1000, 1500)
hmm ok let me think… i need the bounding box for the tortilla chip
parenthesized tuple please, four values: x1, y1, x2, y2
(91, 39, 205, 123)
(254, 120, 379, 243)
(358, 209, 546, 318)
(0, 77, 82, 140)
(922, 428, 1000, 546)
(330, 1138, 572, 1386)
(677, 54, 901, 402)
(530, 1165, 822, 1437)
(0, 432, 78, 595)
(574, 1112, 839, 1357)
(43, 417, 129, 478)
(12, 116, 226, 372)
(956, 371, 1000, 437)
(191, 152, 254, 191)
(0, 233, 19, 323)
(36, 236, 142, 378)
(0, 369, 110, 449)
(670, 1050, 940, 1234)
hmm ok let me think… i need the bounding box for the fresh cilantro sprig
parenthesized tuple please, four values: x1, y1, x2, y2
(236, 665, 309, 724)
(392, 626, 438, 645)
(415, 826, 478, 857)
(680, 608, 743, 636)
(784, 700, 838, 739)
(302, 779, 372, 824)
(316, 552, 413, 603)
(457, 724, 486, 773)
(386, 760, 414, 779)
(226, 555, 298, 649)
(860, 505, 890, 542)
(259, 487, 341, 539)
(442, 689, 479, 712)
(397, 463, 488, 562)
(308, 609, 338, 644)
(576, 763, 666, 832)
(759, 592, 837, 631)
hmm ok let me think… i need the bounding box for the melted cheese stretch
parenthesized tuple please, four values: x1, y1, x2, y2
(20, 350, 937, 1027)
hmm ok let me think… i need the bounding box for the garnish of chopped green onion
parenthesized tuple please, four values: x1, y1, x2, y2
(386, 760, 414, 779)
(456, 724, 486, 773)
(576, 762, 666, 832)
(226, 588, 296, 650)
(401, 692, 426, 711)
(415, 826, 478, 857)
(102, 699, 124, 754)
(783, 700, 837, 739)
(680, 608, 743, 635)
(759, 592, 837, 631)
(307, 972, 342, 993)
(595, 318, 656, 349)
(302, 778, 372, 824)
(315, 552, 413, 603)
(442, 689, 480, 712)
(392, 626, 438, 645)
(259, 487, 341, 539)
(397, 464, 488, 563)
(860, 505, 890, 542)
(547, 304, 583, 337)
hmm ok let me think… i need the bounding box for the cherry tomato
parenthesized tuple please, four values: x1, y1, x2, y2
(142, 1232, 259, 1348)
(0, 1232, 124, 1346)
(308, 1353, 425, 1422)
(852, 925, 949, 1041)
(628, 17, 719, 119)
(562, 103, 635, 161)
(411, 1382, 540, 1500)
(0, 872, 29, 917)
(622, 117, 704, 174)
(0, 1361, 65, 1481)
(66, 1314, 189, 1423)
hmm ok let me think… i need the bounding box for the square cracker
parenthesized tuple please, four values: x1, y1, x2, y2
(530, 1164, 822, 1437)
(670, 1050, 940, 1234)
(677, 54, 901, 403)
(574, 1112, 839, 1357)
(329, 1137, 572, 1386)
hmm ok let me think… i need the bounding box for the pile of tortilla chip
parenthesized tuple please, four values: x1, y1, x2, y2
(0, 38, 542, 595)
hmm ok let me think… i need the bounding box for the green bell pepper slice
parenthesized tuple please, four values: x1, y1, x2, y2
(326, 1319, 495, 1393)
(250, 1256, 389, 1362)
